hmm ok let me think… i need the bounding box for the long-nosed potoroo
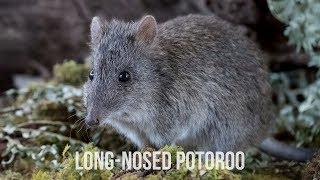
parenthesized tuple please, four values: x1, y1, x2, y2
(83, 14, 316, 162)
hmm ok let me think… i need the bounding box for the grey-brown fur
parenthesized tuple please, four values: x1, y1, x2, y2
(83, 14, 275, 152)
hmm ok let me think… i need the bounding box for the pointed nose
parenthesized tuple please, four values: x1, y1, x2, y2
(85, 105, 101, 126)
(85, 116, 99, 126)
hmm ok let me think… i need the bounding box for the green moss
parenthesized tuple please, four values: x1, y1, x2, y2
(52, 60, 90, 86)
(32, 170, 52, 180)
(165, 163, 189, 180)
(161, 145, 183, 164)
(56, 156, 80, 180)
(159, 146, 241, 180)
(99, 170, 113, 180)
(203, 169, 241, 180)
(56, 143, 111, 180)
(0, 170, 24, 180)
(241, 174, 290, 180)
(50, 145, 240, 179)
(120, 173, 140, 180)
(146, 174, 162, 180)
(164, 162, 241, 180)
(31, 143, 113, 180)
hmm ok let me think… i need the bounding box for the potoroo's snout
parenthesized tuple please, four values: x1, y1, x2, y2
(85, 112, 100, 126)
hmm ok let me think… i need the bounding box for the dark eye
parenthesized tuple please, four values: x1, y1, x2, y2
(89, 70, 94, 80)
(119, 71, 130, 82)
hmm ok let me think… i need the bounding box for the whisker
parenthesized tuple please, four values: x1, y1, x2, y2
(81, 123, 91, 142)
(74, 117, 85, 128)
(85, 126, 92, 142)
(67, 113, 77, 119)
(69, 127, 72, 139)
(77, 121, 88, 141)
(80, 130, 87, 142)
(77, 122, 85, 134)
(69, 117, 84, 139)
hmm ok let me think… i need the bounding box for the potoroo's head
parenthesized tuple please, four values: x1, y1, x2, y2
(83, 15, 159, 126)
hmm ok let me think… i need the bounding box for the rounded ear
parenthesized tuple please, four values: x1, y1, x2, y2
(136, 15, 157, 45)
(90, 16, 103, 45)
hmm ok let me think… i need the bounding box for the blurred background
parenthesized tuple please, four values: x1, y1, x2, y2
(0, 0, 319, 179)
(0, 0, 309, 93)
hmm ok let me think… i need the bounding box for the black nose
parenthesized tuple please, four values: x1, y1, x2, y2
(85, 117, 99, 126)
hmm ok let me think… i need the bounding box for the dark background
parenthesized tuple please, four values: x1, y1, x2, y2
(0, 0, 308, 92)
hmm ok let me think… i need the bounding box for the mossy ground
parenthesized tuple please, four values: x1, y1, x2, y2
(31, 144, 241, 180)
(0, 61, 317, 179)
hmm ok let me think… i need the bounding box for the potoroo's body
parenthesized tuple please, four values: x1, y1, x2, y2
(83, 14, 275, 152)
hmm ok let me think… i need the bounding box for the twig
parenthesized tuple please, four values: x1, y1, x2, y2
(0, 107, 22, 115)
(16, 120, 67, 128)
(16, 127, 87, 146)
